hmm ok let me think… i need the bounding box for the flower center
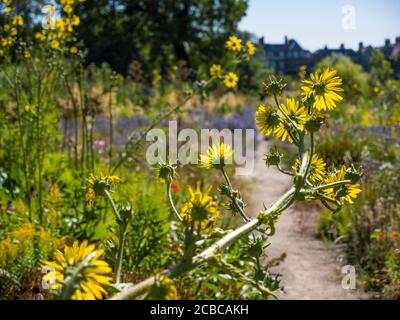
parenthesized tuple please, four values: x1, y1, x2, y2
(313, 82, 325, 95)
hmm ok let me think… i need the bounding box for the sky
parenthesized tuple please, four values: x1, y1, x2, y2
(239, 0, 400, 51)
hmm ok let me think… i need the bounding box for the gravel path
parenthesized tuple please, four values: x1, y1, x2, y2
(241, 141, 367, 300)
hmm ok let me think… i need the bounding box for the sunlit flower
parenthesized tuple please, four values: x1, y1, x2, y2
(70, 46, 78, 54)
(301, 68, 344, 111)
(51, 39, 60, 49)
(23, 50, 31, 59)
(246, 41, 256, 56)
(274, 98, 307, 143)
(209, 64, 222, 77)
(4, 6, 13, 14)
(292, 152, 326, 183)
(180, 182, 220, 231)
(223, 72, 239, 88)
(11, 15, 23, 26)
(10, 27, 17, 36)
(43, 240, 112, 300)
(2, 0, 12, 5)
(71, 15, 80, 26)
(256, 104, 280, 136)
(226, 36, 242, 52)
(199, 142, 234, 169)
(86, 173, 121, 207)
(35, 32, 46, 41)
(323, 166, 362, 204)
(63, 5, 73, 14)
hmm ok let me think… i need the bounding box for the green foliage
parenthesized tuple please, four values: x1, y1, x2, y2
(75, 0, 248, 79)
(369, 49, 393, 83)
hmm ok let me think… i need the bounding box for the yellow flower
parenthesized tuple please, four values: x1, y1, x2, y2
(10, 27, 17, 37)
(1, 37, 13, 47)
(209, 64, 222, 77)
(199, 142, 234, 169)
(63, 5, 73, 14)
(323, 166, 362, 204)
(4, 6, 12, 13)
(24, 50, 31, 59)
(274, 98, 307, 143)
(86, 173, 121, 207)
(292, 152, 326, 183)
(2, 0, 12, 5)
(35, 32, 46, 41)
(301, 68, 344, 111)
(71, 15, 80, 26)
(42, 240, 112, 300)
(223, 72, 239, 88)
(246, 41, 256, 56)
(180, 182, 220, 232)
(11, 15, 23, 26)
(226, 36, 242, 52)
(70, 46, 78, 54)
(24, 104, 31, 111)
(50, 39, 60, 49)
(256, 104, 280, 136)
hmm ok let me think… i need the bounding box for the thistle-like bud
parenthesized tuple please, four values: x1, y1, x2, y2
(118, 200, 134, 224)
(263, 148, 282, 167)
(344, 165, 363, 183)
(155, 162, 178, 182)
(263, 77, 287, 96)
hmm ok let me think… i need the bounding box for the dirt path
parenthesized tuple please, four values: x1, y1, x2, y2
(240, 141, 367, 300)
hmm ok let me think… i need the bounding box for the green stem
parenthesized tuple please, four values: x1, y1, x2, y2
(167, 179, 183, 222)
(110, 187, 296, 300)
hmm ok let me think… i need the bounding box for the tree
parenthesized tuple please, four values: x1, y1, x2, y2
(75, 0, 248, 80)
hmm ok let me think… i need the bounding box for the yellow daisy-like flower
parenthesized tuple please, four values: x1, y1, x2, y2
(23, 50, 31, 59)
(51, 39, 60, 49)
(2, 0, 12, 5)
(42, 240, 112, 300)
(35, 32, 46, 41)
(301, 68, 344, 111)
(223, 72, 239, 88)
(246, 41, 256, 56)
(292, 152, 326, 183)
(63, 5, 73, 14)
(209, 64, 222, 77)
(71, 15, 80, 26)
(256, 104, 280, 136)
(70, 46, 78, 54)
(323, 166, 362, 204)
(4, 7, 13, 14)
(11, 15, 23, 26)
(274, 98, 307, 143)
(180, 182, 220, 232)
(226, 36, 242, 52)
(10, 27, 17, 37)
(199, 142, 234, 169)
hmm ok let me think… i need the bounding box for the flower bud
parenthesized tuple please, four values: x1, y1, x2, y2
(263, 77, 286, 96)
(263, 148, 282, 167)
